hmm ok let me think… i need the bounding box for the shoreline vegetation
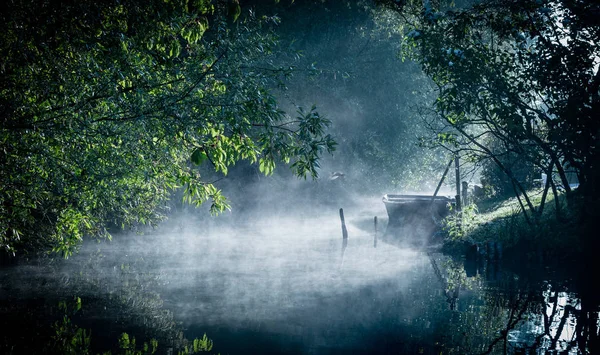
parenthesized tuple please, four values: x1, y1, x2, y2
(440, 186, 584, 266)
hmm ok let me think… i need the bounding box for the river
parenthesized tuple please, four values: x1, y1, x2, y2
(0, 198, 597, 354)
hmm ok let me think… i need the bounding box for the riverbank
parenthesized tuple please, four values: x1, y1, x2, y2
(440, 188, 584, 266)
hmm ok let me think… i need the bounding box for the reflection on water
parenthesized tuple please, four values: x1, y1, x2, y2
(0, 204, 598, 354)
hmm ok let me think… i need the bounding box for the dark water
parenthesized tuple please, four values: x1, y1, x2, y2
(1, 200, 598, 354)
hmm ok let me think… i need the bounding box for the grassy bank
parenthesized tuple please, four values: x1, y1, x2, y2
(440, 188, 583, 262)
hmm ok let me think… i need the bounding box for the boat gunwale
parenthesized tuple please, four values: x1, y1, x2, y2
(382, 194, 455, 204)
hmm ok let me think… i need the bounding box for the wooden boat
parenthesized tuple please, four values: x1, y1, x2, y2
(382, 194, 455, 245)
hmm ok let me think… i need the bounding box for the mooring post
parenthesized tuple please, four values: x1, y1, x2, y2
(374, 216, 378, 248)
(455, 155, 462, 212)
(339, 208, 348, 254)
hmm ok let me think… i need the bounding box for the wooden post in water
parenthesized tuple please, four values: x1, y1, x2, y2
(374, 216, 378, 248)
(455, 155, 462, 212)
(339, 208, 348, 257)
(454, 155, 463, 233)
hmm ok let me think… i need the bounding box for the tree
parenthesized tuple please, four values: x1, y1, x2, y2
(250, 0, 448, 194)
(0, 0, 335, 256)
(379, 0, 600, 227)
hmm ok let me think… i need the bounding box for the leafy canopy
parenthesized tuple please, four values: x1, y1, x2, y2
(381, 0, 600, 222)
(0, 0, 335, 256)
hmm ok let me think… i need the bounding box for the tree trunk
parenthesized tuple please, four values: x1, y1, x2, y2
(553, 158, 572, 198)
(537, 161, 554, 217)
(451, 122, 537, 215)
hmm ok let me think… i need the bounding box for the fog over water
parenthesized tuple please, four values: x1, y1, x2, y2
(0, 180, 459, 352)
(31, 194, 409, 351)
(0, 180, 592, 354)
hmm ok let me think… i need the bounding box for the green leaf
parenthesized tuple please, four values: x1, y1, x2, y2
(191, 148, 208, 165)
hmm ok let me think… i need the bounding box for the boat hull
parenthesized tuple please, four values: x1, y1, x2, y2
(382, 194, 454, 246)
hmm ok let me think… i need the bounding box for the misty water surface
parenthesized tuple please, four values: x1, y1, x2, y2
(0, 196, 593, 354)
